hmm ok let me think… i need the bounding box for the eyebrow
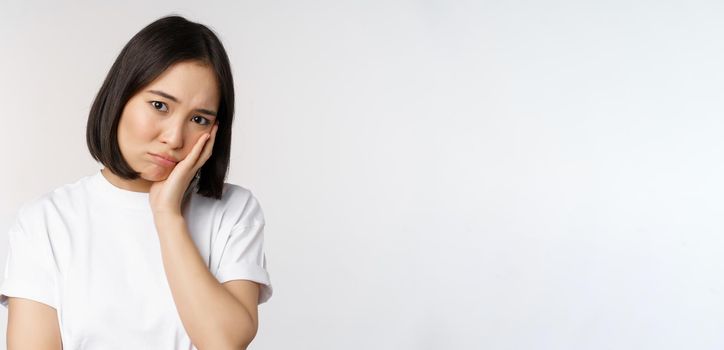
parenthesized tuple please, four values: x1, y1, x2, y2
(146, 89, 218, 117)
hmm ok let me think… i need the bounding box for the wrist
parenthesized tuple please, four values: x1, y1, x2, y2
(153, 211, 185, 226)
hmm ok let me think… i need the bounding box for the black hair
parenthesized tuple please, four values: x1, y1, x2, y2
(86, 14, 235, 199)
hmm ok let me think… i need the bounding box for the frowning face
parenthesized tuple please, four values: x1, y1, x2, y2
(107, 60, 220, 192)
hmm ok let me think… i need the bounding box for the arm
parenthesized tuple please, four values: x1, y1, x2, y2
(7, 297, 62, 350)
(147, 122, 259, 349)
(154, 213, 258, 350)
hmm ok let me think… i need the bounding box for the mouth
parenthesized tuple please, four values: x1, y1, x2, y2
(149, 153, 178, 167)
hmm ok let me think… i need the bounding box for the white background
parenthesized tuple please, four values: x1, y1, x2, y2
(1, 1, 723, 349)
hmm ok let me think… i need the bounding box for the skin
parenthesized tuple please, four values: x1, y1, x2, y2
(102, 59, 220, 203)
(107, 60, 259, 347)
(8, 60, 261, 349)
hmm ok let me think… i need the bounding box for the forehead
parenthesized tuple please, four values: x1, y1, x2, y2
(143, 60, 220, 107)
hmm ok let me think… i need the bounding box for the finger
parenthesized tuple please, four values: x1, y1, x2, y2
(197, 123, 218, 168)
(183, 132, 210, 172)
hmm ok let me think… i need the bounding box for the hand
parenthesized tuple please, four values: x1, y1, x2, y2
(149, 121, 219, 217)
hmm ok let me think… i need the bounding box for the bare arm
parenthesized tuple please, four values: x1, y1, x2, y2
(154, 213, 258, 350)
(7, 297, 62, 350)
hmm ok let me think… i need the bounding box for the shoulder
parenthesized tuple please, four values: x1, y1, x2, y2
(221, 183, 255, 203)
(222, 183, 265, 227)
(193, 183, 265, 227)
(14, 175, 91, 229)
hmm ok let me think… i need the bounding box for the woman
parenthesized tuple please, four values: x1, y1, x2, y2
(0, 15, 273, 349)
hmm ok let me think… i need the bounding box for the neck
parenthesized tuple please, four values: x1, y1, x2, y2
(101, 167, 152, 193)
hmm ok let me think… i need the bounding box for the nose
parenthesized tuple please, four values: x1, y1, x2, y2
(159, 115, 186, 149)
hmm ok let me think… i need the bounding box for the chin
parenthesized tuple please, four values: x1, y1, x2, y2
(142, 169, 171, 181)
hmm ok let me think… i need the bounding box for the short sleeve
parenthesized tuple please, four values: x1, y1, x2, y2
(213, 194, 273, 305)
(0, 213, 59, 309)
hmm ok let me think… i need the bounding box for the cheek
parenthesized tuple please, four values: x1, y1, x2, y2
(130, 109, 156, 139)
(183, 132, 206, 153)
(118, 104, 156, 151)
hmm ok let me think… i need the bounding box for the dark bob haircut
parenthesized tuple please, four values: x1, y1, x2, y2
(86, 15, 235, 200)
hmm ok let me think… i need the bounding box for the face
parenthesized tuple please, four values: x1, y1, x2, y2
(105, 60, 220, 192)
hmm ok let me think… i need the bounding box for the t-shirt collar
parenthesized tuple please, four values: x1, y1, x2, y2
(91, 168, 151, 210)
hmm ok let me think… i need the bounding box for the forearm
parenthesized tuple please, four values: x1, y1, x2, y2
(154, 213, 255, 350)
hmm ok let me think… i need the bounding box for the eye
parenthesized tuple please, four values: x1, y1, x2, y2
(150, 100, 211, 126)
(150, 101, 168, 112)
(192, 115, 211, 126)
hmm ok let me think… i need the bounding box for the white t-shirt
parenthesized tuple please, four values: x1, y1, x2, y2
(0, 168, 273, 349)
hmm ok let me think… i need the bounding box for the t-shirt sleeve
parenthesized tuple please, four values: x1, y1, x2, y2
(0, 210, 59, 310)
(213, 192, 273, 305)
